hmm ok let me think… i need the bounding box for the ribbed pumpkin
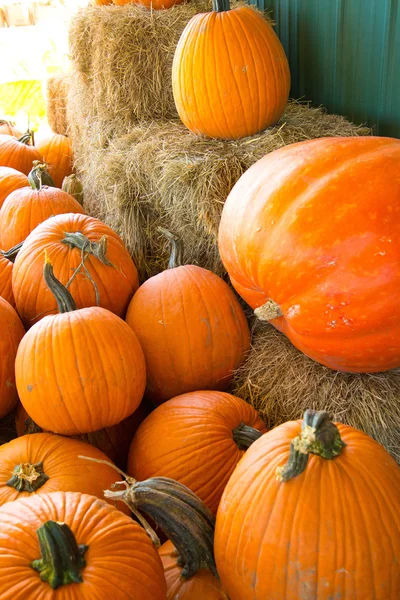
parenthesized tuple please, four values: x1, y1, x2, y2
(0, 120, 22, 137)
(0, 166, 28, 208)
(0, 297, 25, 419)
(0, 491, 166, 599)
(36, 134, 73, 188)
(0, 163, 84, 251)
(0, 243, 21, 307)
(12, 212, 139, 327)
(15, 258, 146, 435)
(128, 391, 266, 513)
(172, 0, 290, 140)
(0, 132, 43, 175)
(218, 136, 400, 373)
(0, 433, 130, 514)
(215, 410, 400, 599)
(126, 230, 250, 404)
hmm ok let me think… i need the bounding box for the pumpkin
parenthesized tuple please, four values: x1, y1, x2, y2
(0, 120, 22, 138)
(214, 409, 400, 599)
(15, 257, 146, 435)
(128, 390, 266, 513)
(0, 491, 166, 599)
(0, 433, 130, 514)
(36, 134, 73, 188)
(172, 0, 290, 140)
(218, 136, 400, 373)
(0, 163, 84, 251)
(0, 166, 28, 208)
(62, 173, 83, 206)
(0, 243, 21, 307)
(0, 297, 25, 419)
(112, 0, 183, 8)
(0, 132, 43, 175)
(126, 230, 250, 404)
(12, 212, 139, 327)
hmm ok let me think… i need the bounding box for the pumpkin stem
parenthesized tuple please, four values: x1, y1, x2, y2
(18, 131, 34, 146)
(44, 253, 77, 314)
(62, 174, 84, 206)
(0, 241, 23, 263)
(276, 410, 346, 482)
(31, 521, 88, 590)
(254, 299, 283, 321)
(6, 461, 49, 492)
(212, 0, 230, 12)
(28, 162, 56, 190)
(157, 227, 183, 269)
(232, 422, 263, 450)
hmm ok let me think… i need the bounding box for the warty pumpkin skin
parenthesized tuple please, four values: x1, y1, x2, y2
(0, 166, 28, 208)
(218, 136, 400, 373)
(0, 491, 166, 599)
(172, 0, 290, 140)
(0, 297, 25, 419)
(0, 132, 43, 175)
(36, 134, 73, 188)
(0, 243, 21, 307)
(12, 211, 139, 327)
(214, 410, 400, 600)
(128, 390, 266, 513)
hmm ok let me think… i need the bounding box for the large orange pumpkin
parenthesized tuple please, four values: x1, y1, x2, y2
(15, 258, 146, 435)
(172, 0, 290, 140)
(0, 243, 21, 307)
(12, 212, 139, 327)
(126, 230, 250, 404)
(0, 120, 22, 137)
(218, 136, 400, 373)
(0, 132, 43, 175)
(36, 134, 73, 188)
(0, 491, 166, 599)
(0, 297, 25, 419)
(214, 409, 400, 599)
(128, 391, 266, 513)
(0, 166, 28, 208)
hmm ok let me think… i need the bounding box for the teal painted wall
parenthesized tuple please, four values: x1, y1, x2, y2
(253, 0, 400, 137)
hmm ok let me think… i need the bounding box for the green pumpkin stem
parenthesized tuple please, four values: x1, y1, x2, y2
(28, 162, 56, 190)
(18, 131, 34, 146)
(157, 227, 183, 269)
(31, 521, 88, 590)
(276, 410, 346, 482)
(43, 255, 76, 314)
(232, 422, 263, 450)
(62, 174, 84, 206)
(6, 461, 49, 492)
(212, 0, 230, 12)
(0, 242, 23, 263)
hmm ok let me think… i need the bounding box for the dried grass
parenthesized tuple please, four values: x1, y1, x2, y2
(46, 74, 70, 136)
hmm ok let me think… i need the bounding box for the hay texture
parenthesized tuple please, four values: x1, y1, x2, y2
(232, 321, 400, 462)
(46, 74, 70, 136)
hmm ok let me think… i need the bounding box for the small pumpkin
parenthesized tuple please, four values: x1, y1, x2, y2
(0, 131, 43, 175)
(0, 162, 84, 251)
(36, 134, 73, 188)
(214, 410, 400, 599)
(126, 229, 250, 404)
(0, 491, 166, 599)
(15, 257, 146, 435)
(0, 120, 22, 138)
(0, 297, 25, 419)
(128, 390, 266, 513)
(0, 166, 28, 208)
(0, 242, 21, 307)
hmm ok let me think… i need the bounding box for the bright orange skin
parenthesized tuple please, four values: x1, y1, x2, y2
(160, 539, 229, 599)
(0, 186, 85, 250)
(128, 391, 266, 513)
(0, 433, 129, 514)
(218, 136, 400, 373)
(0, 122, 22, 137)
(0, 250, 15, 307)
(0, 166, 28, 208)
(0, 134, 43, 175)
(0, 297, 25, 419)
(172, 6, 290, 140)
(36, 134, 74, 188)
(0, 491, 167, 600)
(215, 420, 400, 600)
(126, 266, 250, 404)
(15, 306, 146, 435)
(12, 212, 139, 327)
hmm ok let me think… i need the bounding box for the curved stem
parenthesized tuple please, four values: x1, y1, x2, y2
(62, 174, 84, 206)
(276, 410, 346, 482)
(18, 132, 33, 145)
(212, 0, 230, 11)
(232, 422, 263, 450)
(6, 461, 49, 492)
(0, 242, 23, 263)
(43, 254, 76, 314)
(254, 299, 283, 321)
(31, 521, 88, 590)
(28, 161, 55, 190)
(157, 227, 183, 269)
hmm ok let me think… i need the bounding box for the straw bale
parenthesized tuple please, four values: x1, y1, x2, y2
(46, 74, 70, 136)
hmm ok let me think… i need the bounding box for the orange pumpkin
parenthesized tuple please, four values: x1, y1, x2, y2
(0, 132, 43, 175)
(12, 212, 139, 328)
(0, 166, 28, 208)
(0, 243, 21, 307)
(36, 134, 73, 188)
(15, 258, 146, 435)
(218, 136, 400, 373)
(0, 491, 166, 599)
(172, 0, 290, 140)
(215, 410, 400, 599)
(0, 120, 22, 138)
(126, 230, 250, 404)
(128, 391, 266, 513)
(0, 163, 84, 251)
(0, 297, 25, 419)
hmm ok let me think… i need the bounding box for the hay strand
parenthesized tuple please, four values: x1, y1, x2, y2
(46, 74, 70, 136)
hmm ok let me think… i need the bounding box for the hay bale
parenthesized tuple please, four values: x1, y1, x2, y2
(77, 102, 370, 280)
(232, 320, 400, 462)
(46, 74, 70, 136)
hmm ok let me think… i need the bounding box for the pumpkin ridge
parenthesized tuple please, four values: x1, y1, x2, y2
(211, 14, 237, 139)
